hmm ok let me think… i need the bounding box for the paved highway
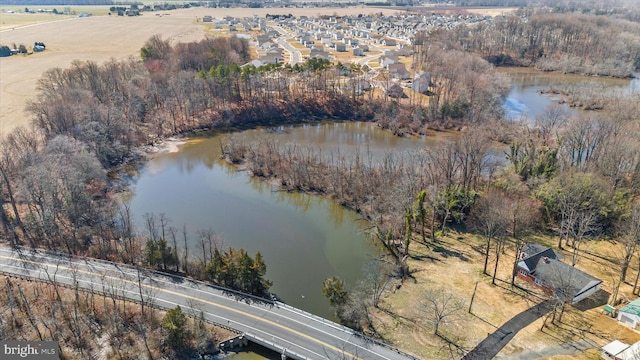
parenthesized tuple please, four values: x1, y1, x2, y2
(0, 246, 418, 360)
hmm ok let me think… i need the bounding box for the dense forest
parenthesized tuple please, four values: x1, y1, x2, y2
(418, 10, 640, 78)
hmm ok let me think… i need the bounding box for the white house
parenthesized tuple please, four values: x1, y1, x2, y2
(618, 297, 640, 329)
(602, 340, 640, 360)
(413, 73, 432, 94)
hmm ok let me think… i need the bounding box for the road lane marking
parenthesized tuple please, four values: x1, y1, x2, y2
(63, 259, 359, 341)
(5, 250, 377, 357)
(0, 253, 366, 360)
(0, 261, 326, 357)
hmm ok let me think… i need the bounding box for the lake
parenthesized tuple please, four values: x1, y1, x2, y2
(501, 67, 638, 122)
(126, 121, 457, 320)
(126, 67, 636, 359)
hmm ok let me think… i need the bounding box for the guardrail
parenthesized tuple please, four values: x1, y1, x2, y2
(13, 245, 275, 305)
(6, 245, 422, 360)
(276, 302, 422, 360)
(0, 268, 242, 336)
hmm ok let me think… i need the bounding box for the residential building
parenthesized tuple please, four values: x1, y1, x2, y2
(388, 63, 410, 80)
(618, 298, 640, 329)
(601, 340, 640, 360)
(412, 73, 432, 94)
(516, 244, 602, 304)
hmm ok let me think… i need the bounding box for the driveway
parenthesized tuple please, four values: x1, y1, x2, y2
(463, 300, 554, 360)
(495, 339, 595, 359)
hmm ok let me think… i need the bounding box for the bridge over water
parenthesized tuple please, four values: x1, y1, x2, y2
(0, 246, 419, 360)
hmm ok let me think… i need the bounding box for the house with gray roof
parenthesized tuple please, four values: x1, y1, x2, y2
(516, 244, 601, 304)
(379, 55, 399, 68)
(310, 47, 330, 61)
(386, 83, 407, 99)
(388, 63, 410, 80)
(413, 73, 432, 94)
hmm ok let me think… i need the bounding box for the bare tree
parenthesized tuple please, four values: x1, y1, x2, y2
(360, 260, 393, 309)
(168, 226, 180, 272)
(508, 195, 540, 286)
(182, 224, 189, 274)
(419, 287, 466, 336)
(118, 202, 137, 264)
(469, 188, 509, 278)
(617, 202, 640, 300)
(535, 104, 568, 145)
(144, 213, 158, 243)
(158, 213, 170, 242)
(540, 171, 610, 250)
(197, 228, 222, 267)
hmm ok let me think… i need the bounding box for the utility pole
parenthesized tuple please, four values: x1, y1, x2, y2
(468, 281, 479, 314)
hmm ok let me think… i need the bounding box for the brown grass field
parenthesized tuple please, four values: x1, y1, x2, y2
(0, 6, 403, 134)
(373, 232, 640, 359)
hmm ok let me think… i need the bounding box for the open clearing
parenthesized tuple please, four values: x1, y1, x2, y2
(372, 232, 640, 359)
(0, 6, 401, 133)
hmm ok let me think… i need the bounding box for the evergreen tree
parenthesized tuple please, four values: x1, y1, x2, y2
(163, 306, 187, 348)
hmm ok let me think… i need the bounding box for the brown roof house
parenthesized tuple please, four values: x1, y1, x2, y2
(517, 244, 602, 304)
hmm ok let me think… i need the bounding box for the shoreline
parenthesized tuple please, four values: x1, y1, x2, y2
(142, 136, 189, 157)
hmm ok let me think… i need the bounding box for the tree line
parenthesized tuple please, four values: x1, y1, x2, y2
(221, 97, 640, 328)
(143, 222, 271, 296)
(0, 31, 513, 340)
(421, 10, 640, 78)
(3, 32, 509, 260)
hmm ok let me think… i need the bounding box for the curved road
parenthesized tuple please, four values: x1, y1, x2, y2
(0, 246, 417, 360)
(272, 25, 303, 65)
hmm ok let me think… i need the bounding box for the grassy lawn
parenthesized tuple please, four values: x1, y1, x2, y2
(371, 231, 640, 359)
(333, 50, 355, 65)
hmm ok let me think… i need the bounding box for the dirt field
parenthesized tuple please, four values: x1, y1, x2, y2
(410, 5, 517, 17)
(0, 6, 401, 134)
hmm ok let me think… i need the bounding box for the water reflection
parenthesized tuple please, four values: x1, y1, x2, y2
(127, 67, 638, 357)
(503, 97, 529, 121)
(129, 123, 500, 321)
(500, 68, 636, 122)
(131, 123, 445, 319)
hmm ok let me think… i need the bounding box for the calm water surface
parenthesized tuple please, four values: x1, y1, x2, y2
(127, 122, 453, 320)
(501, 68, 637, 121)
(127, 68, 636, 359)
